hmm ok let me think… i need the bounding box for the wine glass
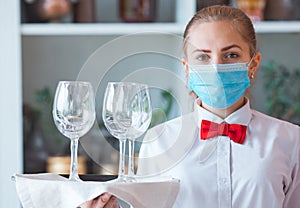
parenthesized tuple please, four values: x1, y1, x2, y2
(102, 82, 152, 182)
(52, 81, 96, 181)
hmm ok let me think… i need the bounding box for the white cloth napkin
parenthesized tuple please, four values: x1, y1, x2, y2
(13, 173, 180, 208)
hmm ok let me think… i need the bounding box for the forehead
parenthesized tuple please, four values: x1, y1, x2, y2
(186, 21, 249, 51)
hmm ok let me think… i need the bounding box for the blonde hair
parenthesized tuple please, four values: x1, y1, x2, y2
(183, 5, 257, 58)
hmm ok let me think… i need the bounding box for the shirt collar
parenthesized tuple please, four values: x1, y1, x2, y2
(193, 98, 252, 128)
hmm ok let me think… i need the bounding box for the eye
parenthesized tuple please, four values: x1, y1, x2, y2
(197, 54, 210, 62)
(224, 52, 239, 59)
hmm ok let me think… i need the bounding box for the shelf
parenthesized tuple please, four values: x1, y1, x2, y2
(21, 23, 186, 36)
(21, 21, 300, 36)
(254, 21, 300, 33)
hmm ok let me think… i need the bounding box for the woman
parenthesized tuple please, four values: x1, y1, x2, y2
(82, 5, 300, 208)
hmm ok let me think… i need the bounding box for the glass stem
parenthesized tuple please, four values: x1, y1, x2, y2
(128, 139, 135, 177)
(69, 137, 80, 181)
(118, 139, 127, 180)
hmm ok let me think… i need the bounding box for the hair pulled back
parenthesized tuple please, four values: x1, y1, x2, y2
(183, 5, 257, 57)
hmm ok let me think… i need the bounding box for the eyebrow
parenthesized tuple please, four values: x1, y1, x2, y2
(221, 44, 242, 51)
(191, 49, 210, 54)
(191, 44, 242, 54)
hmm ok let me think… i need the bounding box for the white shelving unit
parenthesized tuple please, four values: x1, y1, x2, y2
(254, 21, 300, 33)
(2, 0, 300, 207)
(21, 23, 187, 36)
(20, 21, 300, 36)
(20, 0, 196, 36)
(19, 0, 300, 37)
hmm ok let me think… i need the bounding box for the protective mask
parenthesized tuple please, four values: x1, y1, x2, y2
(188, 62, 250, 109)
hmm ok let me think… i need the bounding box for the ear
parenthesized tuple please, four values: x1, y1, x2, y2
(182, 58, 189, 72)
(182, 58, 190, 80)
(248, 52, 261, 79)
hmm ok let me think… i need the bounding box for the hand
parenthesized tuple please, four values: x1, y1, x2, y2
(79, 193, 120, 208)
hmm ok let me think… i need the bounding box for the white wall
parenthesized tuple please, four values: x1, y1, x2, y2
(0, 0, 23, 207)
(22, 34, 190, 113)
(22, 33, 300, 116)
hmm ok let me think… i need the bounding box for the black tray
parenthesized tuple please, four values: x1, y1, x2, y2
(60, 174, 118, 182)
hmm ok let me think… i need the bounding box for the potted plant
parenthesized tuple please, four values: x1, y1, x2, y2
(262, 61, 300, 125)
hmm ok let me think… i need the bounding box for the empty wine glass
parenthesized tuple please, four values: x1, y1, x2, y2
(102, 82, 152, 182)
(52, 81, 95, 181)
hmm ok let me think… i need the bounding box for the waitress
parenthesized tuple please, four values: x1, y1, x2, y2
(80, 5, 300, 208)
(137, 5, 300, 208)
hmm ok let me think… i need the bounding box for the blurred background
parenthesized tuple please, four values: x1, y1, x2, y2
(1, 0, 300, 207)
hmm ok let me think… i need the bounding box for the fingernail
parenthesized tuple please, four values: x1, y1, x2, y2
(101, 196, 108, 203)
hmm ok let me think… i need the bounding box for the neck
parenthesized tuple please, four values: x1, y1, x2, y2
(199, 97, 246, 119)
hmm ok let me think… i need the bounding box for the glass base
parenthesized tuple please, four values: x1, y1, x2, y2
(112, 175, 137, 183)
(69, 174, 82, 182)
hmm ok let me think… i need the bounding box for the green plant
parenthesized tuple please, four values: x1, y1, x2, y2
(34, 86, 67, 155)
(262, 61, 300, 124)
(150, 90, 174, 128)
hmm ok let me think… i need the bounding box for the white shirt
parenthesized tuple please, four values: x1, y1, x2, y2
(137, 99, 300, 208)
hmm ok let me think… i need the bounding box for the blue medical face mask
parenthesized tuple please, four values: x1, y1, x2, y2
(188, 62, 250, 109)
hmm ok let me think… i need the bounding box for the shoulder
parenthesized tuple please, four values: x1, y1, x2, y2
(252, 110, 299, 132)
(142, 112, 196, 150)
(251, 109, 300, 146)
(147, 112, 195, 136)
(138, 112, 197, 175)
(138, 112, 197, 176)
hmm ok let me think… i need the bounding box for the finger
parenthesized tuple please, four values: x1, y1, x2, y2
(113, 201, 120, 208)
(94, 193, 113, 207)
(103, 196, 118, 208)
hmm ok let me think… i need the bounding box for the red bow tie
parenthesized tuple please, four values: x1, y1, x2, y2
(200, 120, 247, 144)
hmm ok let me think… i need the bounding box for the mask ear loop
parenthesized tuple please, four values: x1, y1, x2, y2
(248, 53, 256, 79)
(247, 53, 256, 67)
